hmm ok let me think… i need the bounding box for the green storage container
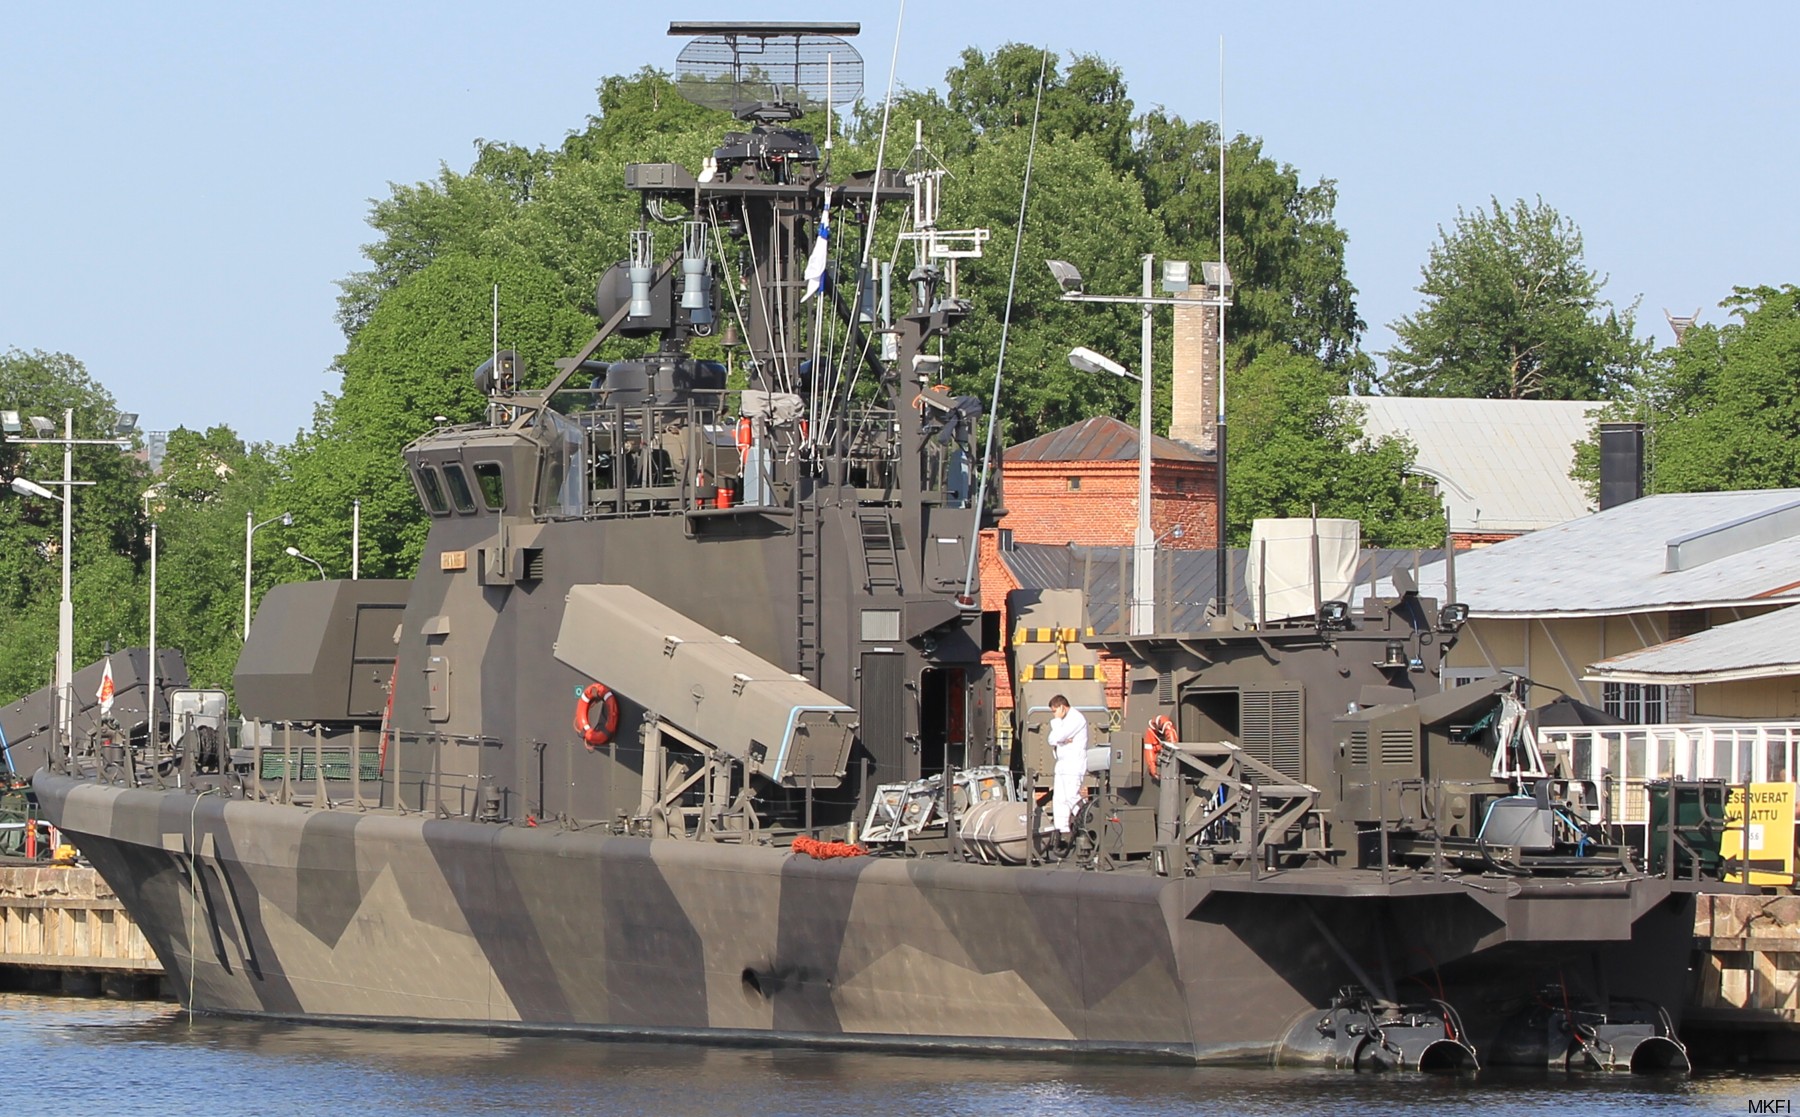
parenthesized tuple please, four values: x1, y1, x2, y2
(1646, 779, 1728, 878)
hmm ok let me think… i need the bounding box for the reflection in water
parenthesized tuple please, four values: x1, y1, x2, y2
(5, 994, 1793, 1117)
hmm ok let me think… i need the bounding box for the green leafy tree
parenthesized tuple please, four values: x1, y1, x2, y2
(943, 44, 1135, 169)
(1574, 286, 1800, 497)
(148, 426, 282, 691)
(0, 350, 149, 700)
(1226, 351, 1444, 547)
(287, 252, 593, 579)
(940, 128, 1162, 441)
(1382, 197, 1649, 400)
(926, 45, 1366, 376)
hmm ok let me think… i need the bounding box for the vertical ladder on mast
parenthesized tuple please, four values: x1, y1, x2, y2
(796, 499, 822, 684)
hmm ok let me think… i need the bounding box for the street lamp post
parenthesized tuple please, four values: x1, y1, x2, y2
(285, 546, 326, 580)
(5, 409, 130, 759)
(142, 486, 162, 750)
(244, 511, 292, 639)
(1050, 258, 1230, 635)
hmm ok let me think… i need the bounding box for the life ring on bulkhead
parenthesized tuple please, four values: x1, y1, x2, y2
(1142, 715, 1178, 780)
(575, 682, 620, 749)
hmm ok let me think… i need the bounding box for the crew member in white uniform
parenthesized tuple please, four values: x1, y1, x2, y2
(1046, 694, 1090, 840)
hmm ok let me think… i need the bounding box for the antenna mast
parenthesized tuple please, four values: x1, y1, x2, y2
(1213, 37, 1230, 626)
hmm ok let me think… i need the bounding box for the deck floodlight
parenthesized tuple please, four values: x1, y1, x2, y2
(28, 416, 53, 437)
(1161, 260, 1190, 293)
(1068, 346, 1137, 381)
(1317, 600, 1351, 631)
(10, 477, 58, 501)
(1201, 260, 1233, 293)
(1437, 602, 1470, 634)
(0, 411, 19, 434)
(113, 413, 139, 437)
(1046, 259, 1084, 295)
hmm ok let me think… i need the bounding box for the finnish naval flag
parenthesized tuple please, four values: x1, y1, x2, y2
(96, 655, 115, 717)
(802, 188, 832, 301)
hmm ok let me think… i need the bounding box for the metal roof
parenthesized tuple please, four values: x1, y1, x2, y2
(1587, 604, 1800, 685)
(1345, 396, 1602, 533)
(1360, 489, 1800, 617)
(1004, 415, 1209, 464)
(1001, 543, 1447, 634)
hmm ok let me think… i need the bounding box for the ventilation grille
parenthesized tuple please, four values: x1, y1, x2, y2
(1240, 687, 1304, 781)
(1158, 670, 1175, 704)
(1346, 729, 1368, 767)
(1379, 727, 1417, 769)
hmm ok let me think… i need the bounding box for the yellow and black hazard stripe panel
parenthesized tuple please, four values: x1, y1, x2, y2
(1011, 626, 1095, 644)
(1016, 663, 1100, 681)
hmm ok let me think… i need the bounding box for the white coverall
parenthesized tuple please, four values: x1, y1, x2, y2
(1047, 708, 1090, 833)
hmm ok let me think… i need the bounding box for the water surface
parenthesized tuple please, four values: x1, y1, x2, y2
(8, 994, 1793, 1116)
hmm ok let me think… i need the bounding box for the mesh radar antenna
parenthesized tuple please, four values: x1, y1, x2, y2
(671, 22, 864, 122)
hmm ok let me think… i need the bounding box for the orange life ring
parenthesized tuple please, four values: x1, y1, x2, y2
(735, 416, 753, 456)
(575, 682, 620, 749)
(1142, 715, 1177, 780)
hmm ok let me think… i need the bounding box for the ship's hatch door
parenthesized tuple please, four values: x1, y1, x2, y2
(422, 616, 451, 723)
(919, 666, 967, 777)
(860, 652, 907, 784)
(348, 602, 403, 717)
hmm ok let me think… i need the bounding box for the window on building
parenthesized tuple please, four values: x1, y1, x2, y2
(1442, 667, 1520, 688)
(1067, 476, 1081, 491)
(1603, 681, 1667, 724)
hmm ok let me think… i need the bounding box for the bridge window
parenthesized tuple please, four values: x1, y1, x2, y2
(414, 466, 450, 516)
(443, 463, 478, 514)
(473, 461, 506, 511)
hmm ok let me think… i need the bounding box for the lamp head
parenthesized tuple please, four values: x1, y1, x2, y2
(280, 512, 293, 527)
(10, 477, 58, 501)
(1045, 259, 1084, 295)
(1067, 346, 1135, 381)
(28, 416, 53, 437)
(0, 411, 19, 435)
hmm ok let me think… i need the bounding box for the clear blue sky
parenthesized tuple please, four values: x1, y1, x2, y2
(2, 2, 1794, 444)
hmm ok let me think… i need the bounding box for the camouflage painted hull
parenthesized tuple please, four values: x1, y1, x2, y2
(35, 772, 1695, 1065)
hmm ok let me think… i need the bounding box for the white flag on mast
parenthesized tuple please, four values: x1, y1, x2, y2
(802, 188, 832, 301)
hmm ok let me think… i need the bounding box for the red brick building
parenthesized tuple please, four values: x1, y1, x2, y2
(999, 415, 1217, 549)
(980, 415, 1219, 728)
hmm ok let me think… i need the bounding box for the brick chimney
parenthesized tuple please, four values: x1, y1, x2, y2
(1169, 282, 1223, 452)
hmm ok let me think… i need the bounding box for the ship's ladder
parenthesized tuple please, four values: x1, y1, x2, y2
(796, 499, 822, 683)
(858, 509, 902, 594)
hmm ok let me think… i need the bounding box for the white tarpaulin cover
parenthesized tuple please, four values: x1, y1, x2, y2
(1245, 518, 1361, 625)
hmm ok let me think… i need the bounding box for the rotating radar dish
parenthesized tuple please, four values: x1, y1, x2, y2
(671, 22, 864, 122)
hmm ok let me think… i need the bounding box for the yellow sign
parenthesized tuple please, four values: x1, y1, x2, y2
(1722, 783, 1796, 886)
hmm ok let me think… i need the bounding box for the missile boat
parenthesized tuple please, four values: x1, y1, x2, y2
(34, 23, 1717, 1072)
